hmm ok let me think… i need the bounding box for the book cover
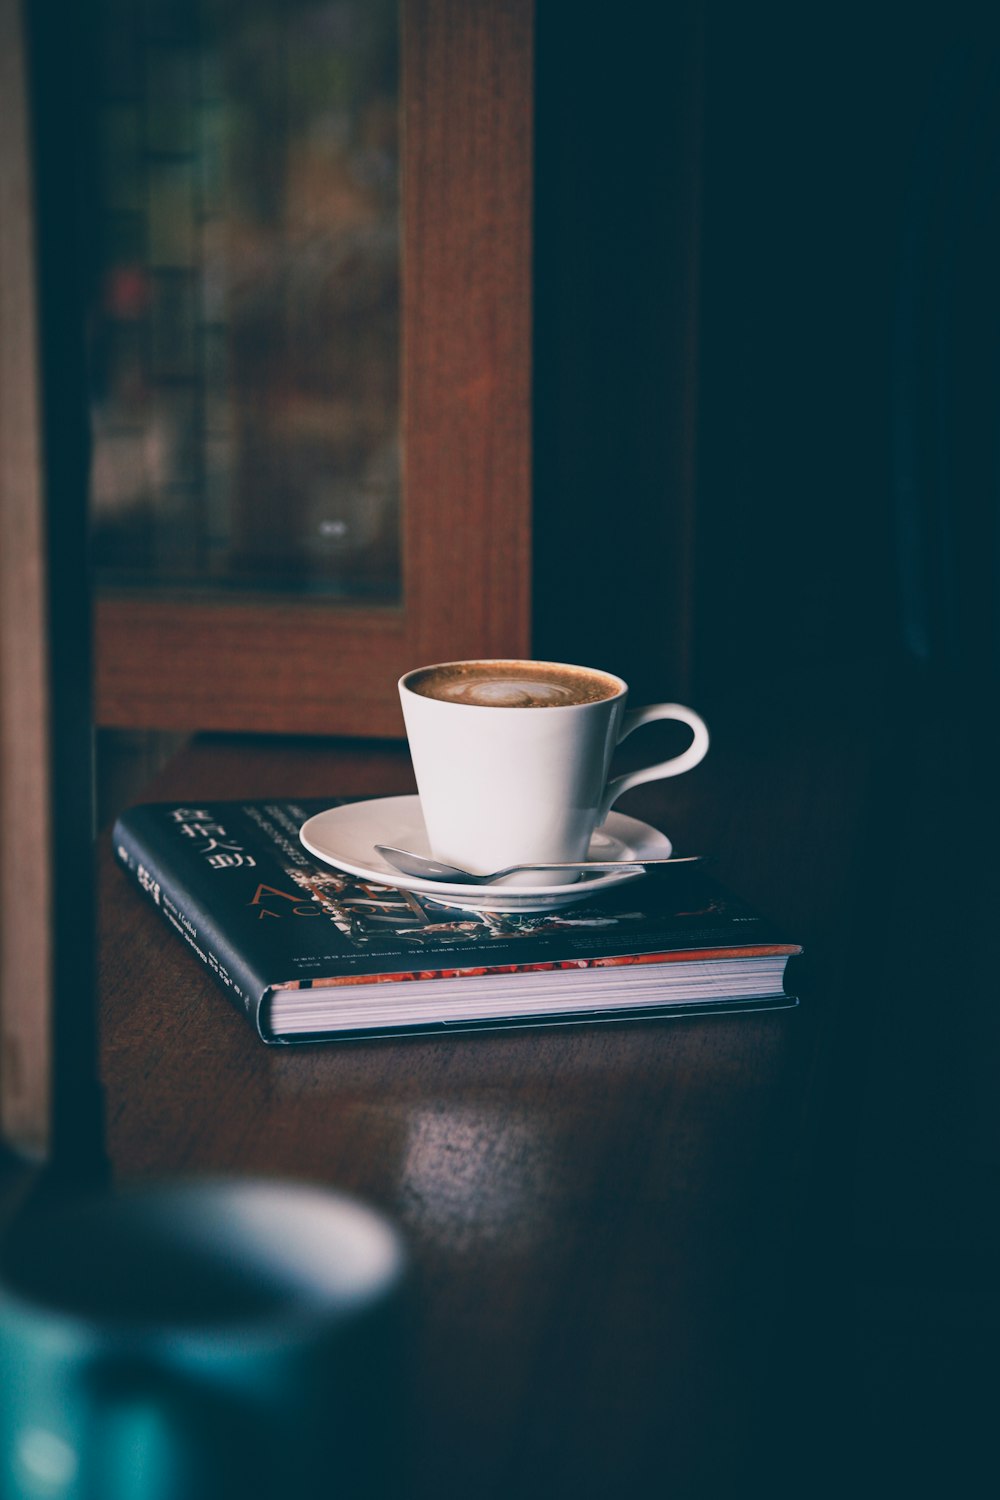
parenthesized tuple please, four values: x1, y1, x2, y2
(113, 799, 802, 1045)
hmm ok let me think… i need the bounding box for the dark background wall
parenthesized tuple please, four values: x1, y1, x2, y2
(533, 1, 999, 702)
(533, 0, 704, 701)
(534, 16, 1000, 1491)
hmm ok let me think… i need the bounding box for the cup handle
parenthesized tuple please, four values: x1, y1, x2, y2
(598, 703, 710, 823)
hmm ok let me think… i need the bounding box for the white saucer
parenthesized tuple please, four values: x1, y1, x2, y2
(299, 796, 672, 912)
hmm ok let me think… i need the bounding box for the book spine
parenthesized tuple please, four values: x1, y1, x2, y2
(112, 815, 274, 1043)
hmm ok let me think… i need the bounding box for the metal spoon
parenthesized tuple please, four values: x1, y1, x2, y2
(374, 845, 704, 885)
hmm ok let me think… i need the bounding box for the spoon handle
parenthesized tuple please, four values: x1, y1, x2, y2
(505, 856, 702, 872)
(375, 845, 704, 883)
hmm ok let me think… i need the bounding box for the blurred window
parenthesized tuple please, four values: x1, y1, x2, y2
(90, 0, 401, 601)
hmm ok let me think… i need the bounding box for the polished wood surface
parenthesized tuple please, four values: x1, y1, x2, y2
(97, 659, 1000, 1495)
(99, 663, 906, 1497)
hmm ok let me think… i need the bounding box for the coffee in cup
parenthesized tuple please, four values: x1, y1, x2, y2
(406, 660, 619, 708)
(399, 659, 709, 884)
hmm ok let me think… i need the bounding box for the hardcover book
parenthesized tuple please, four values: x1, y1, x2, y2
(113, 799, 802, 1045)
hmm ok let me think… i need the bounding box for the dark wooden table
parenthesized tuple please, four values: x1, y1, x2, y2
(97, 661, 999, 1498)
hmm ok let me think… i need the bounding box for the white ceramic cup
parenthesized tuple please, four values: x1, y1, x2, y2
(398, 659, 709, 884)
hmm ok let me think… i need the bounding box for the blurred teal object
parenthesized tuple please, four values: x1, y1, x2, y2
(0, 1179, 406, 1499)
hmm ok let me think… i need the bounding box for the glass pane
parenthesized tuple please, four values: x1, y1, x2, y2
(88, 0, 401, 601)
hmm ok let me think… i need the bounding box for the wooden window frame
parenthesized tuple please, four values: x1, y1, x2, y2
(92, 0, 534, 738)
(2, 0, 102, 1172)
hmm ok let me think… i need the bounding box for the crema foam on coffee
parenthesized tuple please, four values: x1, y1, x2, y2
(407, 661, 620, 708)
